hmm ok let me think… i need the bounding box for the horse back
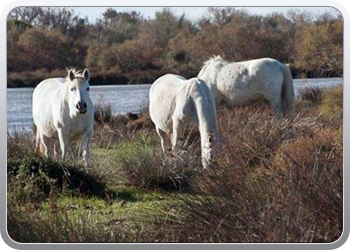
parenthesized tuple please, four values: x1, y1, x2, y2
(33, 78, 66, 101)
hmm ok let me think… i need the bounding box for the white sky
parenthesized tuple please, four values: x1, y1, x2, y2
(74, 7, 341, 23)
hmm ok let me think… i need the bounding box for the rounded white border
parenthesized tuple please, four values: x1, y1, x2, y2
(1, 1, 348, 249)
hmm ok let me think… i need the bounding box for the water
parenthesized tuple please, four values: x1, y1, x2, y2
(7, 78, 342, 134)
(7, 84, 151, 134)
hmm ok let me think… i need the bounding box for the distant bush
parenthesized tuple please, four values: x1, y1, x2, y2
(7, 7, 343, 87)
(320, 86, 343, 118)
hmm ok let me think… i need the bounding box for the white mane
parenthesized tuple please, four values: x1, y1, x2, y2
(201, 55, 227, 70)
(66, 68, 84, 79)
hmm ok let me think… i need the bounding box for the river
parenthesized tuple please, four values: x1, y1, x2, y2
(7, 78, 342, 134)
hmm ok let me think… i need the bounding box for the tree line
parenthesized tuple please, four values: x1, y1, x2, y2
(7, 7, 343, 87)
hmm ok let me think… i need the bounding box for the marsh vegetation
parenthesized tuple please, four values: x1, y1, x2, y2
(7, 86, 343, 243)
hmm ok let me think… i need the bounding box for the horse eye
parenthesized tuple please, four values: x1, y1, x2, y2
(87, 87, 90, 91)
(70, 88, 75, 91)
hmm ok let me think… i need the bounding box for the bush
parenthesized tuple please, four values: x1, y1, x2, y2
(320, 86, 343, 118)
(94, 100, 113, 124)
(299, 87, 323, 103)
(7, 155, 107, 202)
(115, 134, 201, 191)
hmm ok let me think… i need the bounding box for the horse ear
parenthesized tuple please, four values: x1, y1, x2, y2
(83, 68, 90, 81)
(68, 70, 75, 82)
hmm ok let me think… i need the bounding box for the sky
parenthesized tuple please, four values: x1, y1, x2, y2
(73, 6, 341, 23)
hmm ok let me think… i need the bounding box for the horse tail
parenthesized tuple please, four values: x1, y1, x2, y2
(280, 63, 295, 116)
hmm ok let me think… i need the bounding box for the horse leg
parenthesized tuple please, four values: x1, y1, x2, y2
(156, 127, 170, 154)
(273, 98, 282, 118)
(35, 128, 40, 153)
(53, 140, 60, 159)
(82, 129, 93, 167)
(268, 94, 282, 118)
(172, 118, 184, 152)
(57, 128, 69, 161)
(40, 133, 52, 158)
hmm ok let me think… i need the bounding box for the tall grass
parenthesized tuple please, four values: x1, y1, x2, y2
(115, 134, 201, 191)
(7, 86, 343, 243)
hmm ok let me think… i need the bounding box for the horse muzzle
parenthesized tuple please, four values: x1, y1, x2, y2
(76, 102, 87, 114)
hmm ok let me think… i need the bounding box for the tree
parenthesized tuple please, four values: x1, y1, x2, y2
(149, 8, 182, 48)
(294, 15, 343, 77)
(208, 7, 237, 27)
(116, 31, 163, 72)
(92, 9, 142, 44)
(17, 28, 81, 70)
(8, 7, 43, 26)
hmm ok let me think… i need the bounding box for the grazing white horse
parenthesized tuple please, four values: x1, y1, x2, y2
(198, 56, 295, 116)
(149, 74, 219, 168)
(32, 68, 94, 166)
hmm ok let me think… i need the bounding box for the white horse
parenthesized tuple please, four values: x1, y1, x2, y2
(32, 68, 94, 166)
(198, 56, 295, 116)
(149, 74, 219, 169)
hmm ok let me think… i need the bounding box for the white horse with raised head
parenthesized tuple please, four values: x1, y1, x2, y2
(149, 74, 219, 169)
(198, 56, 295, 116)
(32, 68, 94, 166)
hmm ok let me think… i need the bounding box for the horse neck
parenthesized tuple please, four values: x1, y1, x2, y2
(191, 84, 218, 147)
(198, 61, 226, 100)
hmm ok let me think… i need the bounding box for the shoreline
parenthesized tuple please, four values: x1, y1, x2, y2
(7, 76, 344, 89)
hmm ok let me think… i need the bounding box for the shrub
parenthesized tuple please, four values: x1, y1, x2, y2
(320, 86, 343, 119)
(7, 155, 107, 202)
(116, 135, 201, 192)
(299, 87, 324, 103)
(94, 100, 113, 124)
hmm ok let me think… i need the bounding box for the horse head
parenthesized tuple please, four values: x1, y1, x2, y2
(66, 68, 91, 115)
(201, 131, 216, 169)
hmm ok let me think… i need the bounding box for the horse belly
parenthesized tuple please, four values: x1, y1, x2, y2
(33, 110, 57, 138)
(226, 91, 263, 106)
(39, 124, 57, 138)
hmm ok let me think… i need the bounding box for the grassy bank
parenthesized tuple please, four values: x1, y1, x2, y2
(7, 86, 343, 243)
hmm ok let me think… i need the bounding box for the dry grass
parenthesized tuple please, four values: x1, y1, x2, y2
(7, 86, 343, 243)
(299, 87, 324, 103)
